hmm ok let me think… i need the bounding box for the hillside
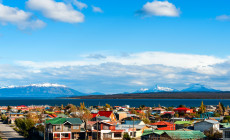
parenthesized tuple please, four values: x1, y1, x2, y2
(70, 91, 230, 99)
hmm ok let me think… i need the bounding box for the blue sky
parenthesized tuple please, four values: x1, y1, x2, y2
(1, 0, 230, 93)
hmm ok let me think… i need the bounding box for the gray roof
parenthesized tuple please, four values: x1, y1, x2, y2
(204, 120, 219, 124)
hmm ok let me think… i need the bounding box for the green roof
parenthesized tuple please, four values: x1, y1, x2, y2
(165, 131, 206, 139)
(142, 130, 205, 139)
(174, 121, 192, 125)
(46, 118, 83, 125)
(142, 130, 164, 136)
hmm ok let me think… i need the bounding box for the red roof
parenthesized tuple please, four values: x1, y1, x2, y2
(48, 115, 54, 118)
(91, 113, 98, 118)
(174, 107, 191, 111)
(150, 121, 174, 126)
(157, 125, 175, 130)
(17, 105, 27, 108)
(111, 130, 124, 132)
(87, 121, 97, 126)
(98, 111, 113, 117)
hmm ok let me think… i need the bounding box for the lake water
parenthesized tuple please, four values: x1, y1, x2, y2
(0, 98, 229, 107)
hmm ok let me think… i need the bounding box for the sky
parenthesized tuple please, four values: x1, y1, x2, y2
(1, 0, 230, 93)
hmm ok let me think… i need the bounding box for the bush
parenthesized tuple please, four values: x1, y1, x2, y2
(123, 133, 131, 140)
(15, 118, 35, 138)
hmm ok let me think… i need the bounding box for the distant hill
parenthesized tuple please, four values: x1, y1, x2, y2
(181, 84, 220, 92)
(71, 91, 230, 99)
(0, 83, 86, 97)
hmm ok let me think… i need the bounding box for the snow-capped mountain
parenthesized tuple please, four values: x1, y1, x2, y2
(0, 83, 85, 97)
(134, 85, 178, 93)
(181, 84, 220, 92)
(0, 83, 66, 89)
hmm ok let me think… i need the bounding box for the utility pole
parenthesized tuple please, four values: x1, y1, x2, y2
(132, 117, 134, 138)
(97, 117, 98, 140)
(43, 109, 46, 140)
(44, 123, 46, 140)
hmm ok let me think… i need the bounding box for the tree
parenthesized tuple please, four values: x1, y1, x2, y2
(7, 106, 11, 111)
(199, 101, 206, 114)
(179, 105, 186, 108)
(82, 110, 93, 140)
(123, 133, 131, 140)
(80, 102, 86, 111)
(66, 104, 77, 113)
(15, 118, 35, 138)
(142, 118, 150, 124)
(74, 109, 92, 140)
(175, 113, 179, 118)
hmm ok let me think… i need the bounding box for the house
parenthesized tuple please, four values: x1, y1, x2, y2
(151, 108, 166, 115)
(91, 116, 111, 122)
(170, 117, 187, 122)
(115, 112, 127, 121)
(117, 120, 149, 138)
(123, 120, 145, 125)
(174, 107, 194, 114)
(194, 120, 220, 133)
(93, 121, 124, 139)
(116, 123, 148, 138)
(8, 113, 24, 124)
(222, 127, 230, 140)
(45, 118, 84, 140)
(98, 111, 117, 122)
(206, 105, 217, 112)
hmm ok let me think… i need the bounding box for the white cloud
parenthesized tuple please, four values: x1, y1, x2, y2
(26, 0, 84, 23)
(92, 6, 103, 13)
(216, 15, 230, 21)
(73, 0, 87, 10)
(139, 0, 180, 17)
(0, 3, 45, 30)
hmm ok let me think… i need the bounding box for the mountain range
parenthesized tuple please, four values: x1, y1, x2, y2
(0, 83, 221, 97)
(0, 83, 104, 97)
(133, 84, 220, 93)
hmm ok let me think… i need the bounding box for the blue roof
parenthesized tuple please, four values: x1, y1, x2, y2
(124, 120, 142, 125)
(10, 113, 23, 114)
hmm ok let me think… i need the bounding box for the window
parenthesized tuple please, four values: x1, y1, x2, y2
(54, 133, 60, 138)
(55, 125, 61, 131)
(103, 133, 112, 138)
(73, 125, 80, 129)
(114, 133, 122, 138)
(63, 125, 71, 131)
(61, 133, 69, 138)
(130, 132, 136, 137)
(103, 125, 109, 130)
(225, 131, 230, 138)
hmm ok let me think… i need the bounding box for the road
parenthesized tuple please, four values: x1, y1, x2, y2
(0, 122, 25, 140)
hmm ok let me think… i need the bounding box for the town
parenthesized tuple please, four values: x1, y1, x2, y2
(0, 102, 229, 140)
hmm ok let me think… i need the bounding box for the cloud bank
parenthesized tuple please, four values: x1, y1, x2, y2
(0, 51, 226, 93)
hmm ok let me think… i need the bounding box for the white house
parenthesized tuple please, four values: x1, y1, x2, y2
(194, 120, 219, 133)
